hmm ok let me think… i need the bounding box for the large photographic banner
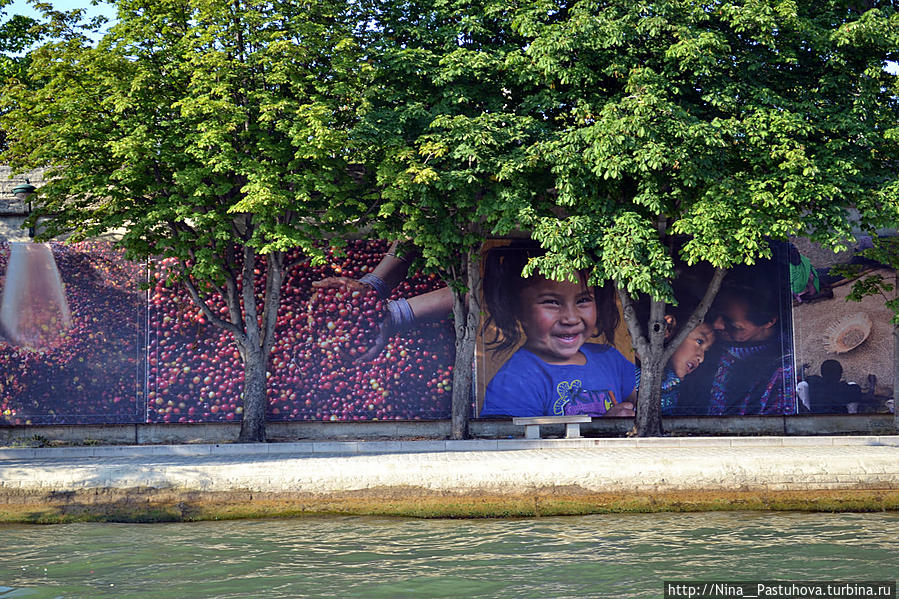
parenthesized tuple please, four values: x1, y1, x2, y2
(475, 240, 636, 418)
(11, 234, 898, 427)
(475, 240, 798, 418)
(791, 238, 896, 415)
(147, 240, 454, 423)
(0, 241, 145, 425)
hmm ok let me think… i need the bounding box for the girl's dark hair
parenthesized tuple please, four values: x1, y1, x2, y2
(483, 240, 619, 353)
(631, 251, 715, 339)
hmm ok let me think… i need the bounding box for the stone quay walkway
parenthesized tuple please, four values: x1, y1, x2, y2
(1, 436, 898, 522)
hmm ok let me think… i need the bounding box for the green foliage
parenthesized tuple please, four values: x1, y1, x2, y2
(836, 236, 899, 325)
(358, 0, 552, 289)
(0, 5, 39, 80)
(0, 0, 41, 151)
(1, 0, 367, 279)
(515, 0, 899, 300)
(363, 0, 899, 302)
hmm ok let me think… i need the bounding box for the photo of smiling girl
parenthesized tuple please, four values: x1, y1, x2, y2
(479, 242, 636, 418)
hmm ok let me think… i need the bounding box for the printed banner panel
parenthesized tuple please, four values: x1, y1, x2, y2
(147, 240, 454, 423)
(0, 241, 145, 425)
(476, 240, 798, 418)
(791, 237, 896, 415)
(670, 243, 796, 416)
(476, 240, 636, 418)
(6, 235, 896, 427)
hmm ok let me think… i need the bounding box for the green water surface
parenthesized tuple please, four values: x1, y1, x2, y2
(0, 511, 896, 598)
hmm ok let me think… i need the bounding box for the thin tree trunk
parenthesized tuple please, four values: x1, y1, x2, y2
(450, 250, 481, 440)
(632, 293, 667, 437)
(235, 251, 283, 443)
(238, 346, 268, 442)
(635, 357, 664, 436)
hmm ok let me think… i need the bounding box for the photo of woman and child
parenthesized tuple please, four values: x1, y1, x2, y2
(477, 241, 720, 419)
(675, 253, 797, 416)
(632, 294, 718, 416)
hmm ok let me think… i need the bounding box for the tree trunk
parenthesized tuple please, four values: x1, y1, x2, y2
(235, 250, 283, 443)
(238, 345, 268, 443)
(619, 267, 727, 437)
(628, 291, 668, 438)
(635, 357, 664, 436)
(450, 250, 482, 440)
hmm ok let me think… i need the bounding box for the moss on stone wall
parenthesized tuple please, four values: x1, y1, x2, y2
(1, 487, 897, 524)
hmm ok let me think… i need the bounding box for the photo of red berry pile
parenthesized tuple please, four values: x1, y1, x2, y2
(147, 239, 455, 424)
(0, 241, 145, 425)
(306, 286, 387, 368)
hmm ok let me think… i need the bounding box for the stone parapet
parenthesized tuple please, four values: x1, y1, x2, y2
(1, 415, 896, 447)
(0, 437, 897, 521)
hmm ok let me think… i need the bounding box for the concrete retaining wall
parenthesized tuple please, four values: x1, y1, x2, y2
(2, 436, 898, 521)
(1, 415, 895, 446)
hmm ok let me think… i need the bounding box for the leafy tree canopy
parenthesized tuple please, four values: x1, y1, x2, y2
(360, 0, 899, 299)
(509, 0, 899, 435)
(0, 0, 41, 78)
(0, 0, 42, 151)
(0, 0, 369, 441)
(3, 0, 366, 265)
(513, 0, 899, 301)
(359, 0, 550, 284)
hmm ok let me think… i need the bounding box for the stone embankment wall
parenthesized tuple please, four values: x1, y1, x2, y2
(1, 437, 898, 522)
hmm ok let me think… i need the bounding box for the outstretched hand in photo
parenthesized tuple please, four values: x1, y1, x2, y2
(310, 242, 453, 362)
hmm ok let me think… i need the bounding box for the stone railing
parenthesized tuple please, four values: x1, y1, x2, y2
(0, 166, 45, 215)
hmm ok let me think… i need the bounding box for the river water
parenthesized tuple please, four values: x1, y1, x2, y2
(0, 512, 896, 598)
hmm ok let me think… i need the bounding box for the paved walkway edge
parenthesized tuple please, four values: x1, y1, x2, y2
(2, 434, 898, 460)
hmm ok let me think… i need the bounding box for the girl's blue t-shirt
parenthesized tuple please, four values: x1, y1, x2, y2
(480, 344, 636, 417)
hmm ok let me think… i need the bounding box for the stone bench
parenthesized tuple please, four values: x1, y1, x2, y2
(512, 415, 592, 439)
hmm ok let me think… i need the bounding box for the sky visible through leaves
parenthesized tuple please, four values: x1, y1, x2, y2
(3, 0, 116, 51)
(3, 0, 898, 69)
(6, 0, 115, 21)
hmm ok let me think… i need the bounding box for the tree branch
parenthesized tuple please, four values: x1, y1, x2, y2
(661, 267, 727, 365)
(240, 243, 261, 354)
(178, 260, 247, 341)
(260, 250, 284, 358)
(617, 285, 650, 359)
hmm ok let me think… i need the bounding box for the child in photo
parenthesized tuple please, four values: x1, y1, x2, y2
(630, 260, 721, 416)
(634, 310, 716, 415)
(479, 243, 636, 418)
